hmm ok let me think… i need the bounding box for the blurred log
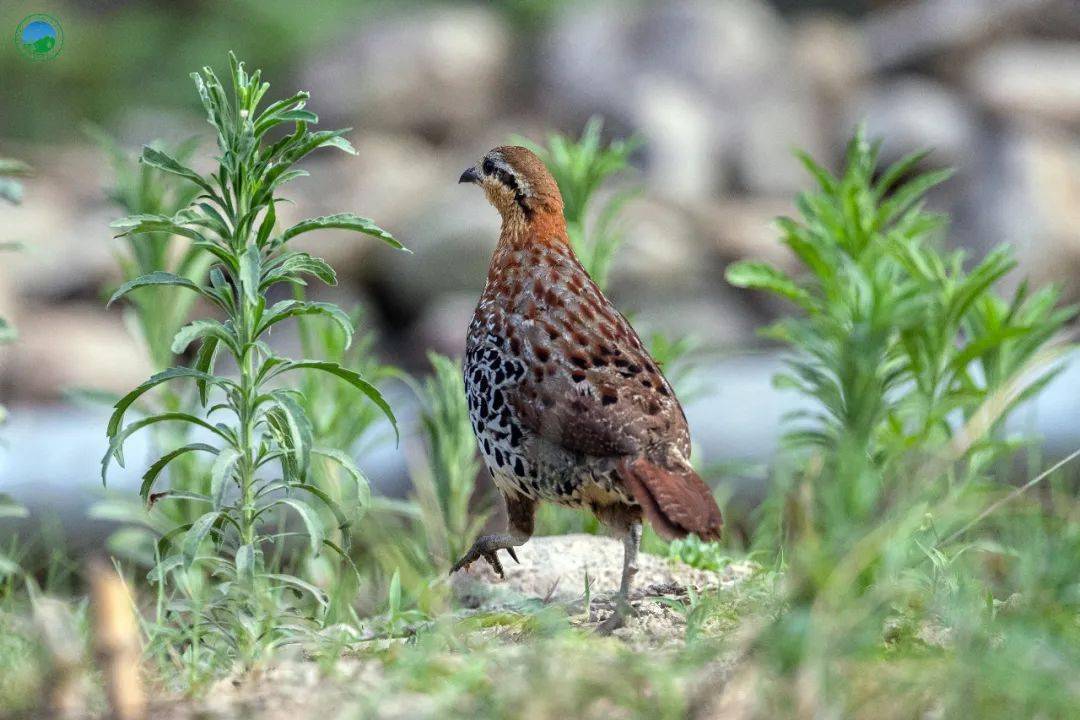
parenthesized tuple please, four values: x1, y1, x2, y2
(88, 558, 146, 720)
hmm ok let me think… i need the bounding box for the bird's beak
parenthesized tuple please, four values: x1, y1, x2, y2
(458, 166, 480, 184)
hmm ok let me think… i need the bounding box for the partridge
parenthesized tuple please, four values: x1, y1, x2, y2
(453, 146, 723, 631)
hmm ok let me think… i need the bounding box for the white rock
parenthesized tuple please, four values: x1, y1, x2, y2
(967, 42, 1080, 125)
(632, 76, 723, 202)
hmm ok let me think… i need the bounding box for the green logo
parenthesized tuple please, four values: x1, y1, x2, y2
(15, 13, 63, 61)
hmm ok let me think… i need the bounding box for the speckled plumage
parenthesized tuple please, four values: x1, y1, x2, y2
(453, 146, 721, 629)
(464, 229, 687, 511)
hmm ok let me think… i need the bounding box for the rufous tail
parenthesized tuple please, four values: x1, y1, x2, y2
(618, 457, 723, 541)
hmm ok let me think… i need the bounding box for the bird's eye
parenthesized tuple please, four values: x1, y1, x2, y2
(482, 158, 495, 175)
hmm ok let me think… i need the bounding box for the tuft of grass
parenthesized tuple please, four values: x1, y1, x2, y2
(0, 160, 30, 572)
(88, 128, 206, 373)
(725, 127, 1080, 717)
(351, 353, 488, 617)
(101, 53, 405, 671)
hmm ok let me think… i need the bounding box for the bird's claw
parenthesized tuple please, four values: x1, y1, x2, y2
(449, 541, 515, 579)
(595, 599, 637, 636)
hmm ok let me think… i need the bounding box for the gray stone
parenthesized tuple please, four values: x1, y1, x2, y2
(967, 42, 1080, 125)
(983, 128, 1080, 294)
(631, 75, 723, 202)
(540, 0, 817, 196)
(372, 185, 497, 318)
(406, 291, 476, 359)
(300, 7, 510, 135)
(606, 196, 712, 293)
(856, 78, 978, 167)
(861, 0, 1056, 72)
(2, 306, 152, 401)
(698, 198, 798, 272)
(538, 0, 640, 128)
(737, 81, 825, 195)
(640, 0, 788, 99)
(0, 148, 118, 299)
(791, 14, 868, 99)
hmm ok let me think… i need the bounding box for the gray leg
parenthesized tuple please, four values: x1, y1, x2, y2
(598, 521, 642, 634)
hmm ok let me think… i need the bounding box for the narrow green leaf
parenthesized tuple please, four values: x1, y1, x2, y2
(312, 447, 370, 510)
(106, 367, 232, 440)
(273, 361, 397, 441)
(270, 498, 324, 558)
(726, 261, 815, 312)
(265, 391, 313, 480)
(239, 245, 261, 305)
(193, 335, 220, 406)
(209, 447, 243, 510)
(140, 443, 219, 501)
(140, 146, 216, 196)
(182, 511, 221, 566)
(280, 213, 404, 251)
(172, 319, 239, 356)
(235, 543, 256, 586)
(293, 483, 350, 530)
(262, 572, 328, 608)
(104, 412, 232, 482)
(107, 272, 218, 309)
(257, 300, 353, 349)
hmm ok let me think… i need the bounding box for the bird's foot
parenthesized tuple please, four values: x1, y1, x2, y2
(449, 534, 521, 579)
(596, 597, 638, 636)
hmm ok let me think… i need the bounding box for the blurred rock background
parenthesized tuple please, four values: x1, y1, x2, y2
(1, 0, 1079, 525)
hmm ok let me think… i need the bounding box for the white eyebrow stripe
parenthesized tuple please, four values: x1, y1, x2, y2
(485, 154, 533, 197)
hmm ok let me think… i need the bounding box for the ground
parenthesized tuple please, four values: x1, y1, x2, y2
(143, 535, 756, 720)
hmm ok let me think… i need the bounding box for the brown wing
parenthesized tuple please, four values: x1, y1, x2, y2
(503, 251, 689, 460)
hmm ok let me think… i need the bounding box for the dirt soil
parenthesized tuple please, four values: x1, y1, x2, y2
(144, 535, 756, 720)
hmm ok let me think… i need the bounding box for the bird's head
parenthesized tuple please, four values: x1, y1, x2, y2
(458, 146, 563, 225)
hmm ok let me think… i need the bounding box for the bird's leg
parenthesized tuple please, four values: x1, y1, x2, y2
(598, 521, 642, 635)
(449, 532, 527, 579)
(450, 491, 535, 579)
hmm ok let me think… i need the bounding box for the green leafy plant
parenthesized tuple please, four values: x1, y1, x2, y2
(351, 353, 488, 615)
(412, 353, 489, 568)
(0, 160, 30, 573)
(89, 129, 207, 372)
(725, 128, 1080, 716)
(80, 133, 225, 568)
(101, 54, 405, 665)
(0, 159, 29, 422)
(666, 535, 731, 573)
(728, 128, 1074, 549)
(294, 304, 397, 625)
